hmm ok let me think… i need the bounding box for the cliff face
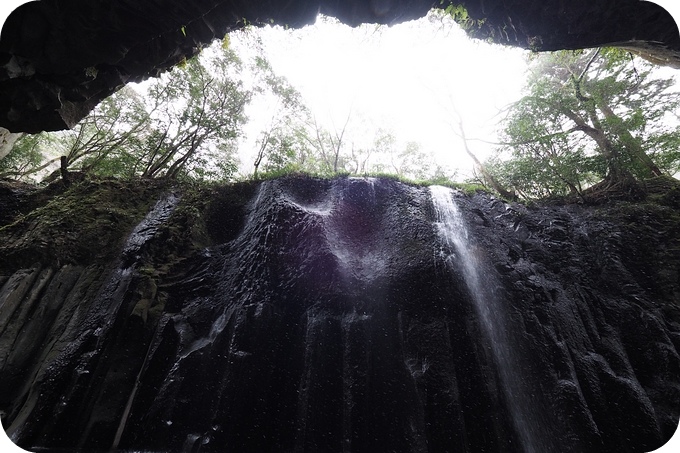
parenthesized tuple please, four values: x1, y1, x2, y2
(1, 0, 678, 133)
(1, 176, 679, 452)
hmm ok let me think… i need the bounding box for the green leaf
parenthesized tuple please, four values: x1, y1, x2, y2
(490, 48, 680, 199)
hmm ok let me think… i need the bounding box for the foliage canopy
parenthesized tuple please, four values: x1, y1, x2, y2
(1, 33, 443, 185)
(487, 49, 680, 200)
(5, 30, 678, 201)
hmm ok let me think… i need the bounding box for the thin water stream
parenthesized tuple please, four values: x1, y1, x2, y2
(430, 185, 551, 453)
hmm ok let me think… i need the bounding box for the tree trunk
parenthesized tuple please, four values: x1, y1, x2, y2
(562, 109, 631, 183)
(597, 101, 663, 177)
(253, 132, 270, 178)
(454, 117, 515, 200)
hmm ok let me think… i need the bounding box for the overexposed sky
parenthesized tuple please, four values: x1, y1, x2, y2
(232, 13, 530, 178)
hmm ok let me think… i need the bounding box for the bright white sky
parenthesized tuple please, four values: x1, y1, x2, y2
(232, 13, 530, 179)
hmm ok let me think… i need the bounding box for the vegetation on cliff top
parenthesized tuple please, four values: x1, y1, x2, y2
(0, 16, 678, 203)
(486, 48, 680, 202)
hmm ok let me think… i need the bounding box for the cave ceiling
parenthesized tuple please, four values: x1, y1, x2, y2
(0, 0, 678, 133)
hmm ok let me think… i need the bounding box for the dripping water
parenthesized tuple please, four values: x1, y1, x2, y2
(429, 185, 551, 453)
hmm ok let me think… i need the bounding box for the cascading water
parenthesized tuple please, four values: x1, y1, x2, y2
(429, 185, 553, 453)
(287, 177, 386, 283)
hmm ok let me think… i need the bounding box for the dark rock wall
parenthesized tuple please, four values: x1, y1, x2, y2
(0, 0, 678, 133)
(462, 0, 679, 53)
(1, 176, 679, 452)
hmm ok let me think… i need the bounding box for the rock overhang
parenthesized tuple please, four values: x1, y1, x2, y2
(0, 0, 678, 133)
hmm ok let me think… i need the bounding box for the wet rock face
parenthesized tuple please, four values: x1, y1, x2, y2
(0, 0, 678, 133)
(1, 176, 680, 452)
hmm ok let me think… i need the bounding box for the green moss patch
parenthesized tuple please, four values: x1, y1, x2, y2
(0, 178, 173, 271)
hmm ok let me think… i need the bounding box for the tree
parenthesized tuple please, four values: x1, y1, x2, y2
(2, 84, 154, 181)
(450, 110, 516, 200)
(139, 47, 249, 179)
(342, 128, 434, 180)
(0, 133, 53, 181)
(489, 48, 680, 199)
(249, 55, 313, 177)
(3, 43, 250, 182)
(0, 129, 24, 162)
(58, 86, 151, 178)
(301, 112, 354, 174)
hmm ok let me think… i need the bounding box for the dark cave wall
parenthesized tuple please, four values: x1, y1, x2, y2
(0, 0, 678, 133)
(462, 1, 679, 52)
(0, 0, 436, 133)
(1, 176, 679, 452)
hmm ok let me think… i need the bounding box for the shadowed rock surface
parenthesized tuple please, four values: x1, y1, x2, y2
(1, 175, 679, 452)
(0, 0, 678, 132)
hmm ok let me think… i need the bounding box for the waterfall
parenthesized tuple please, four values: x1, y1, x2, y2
(286, 177, 386, 283)
(3, 176, 678, 452)
(429, 185, 552, 453)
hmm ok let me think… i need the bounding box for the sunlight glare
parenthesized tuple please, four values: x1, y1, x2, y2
(235, 12, 530, 179)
